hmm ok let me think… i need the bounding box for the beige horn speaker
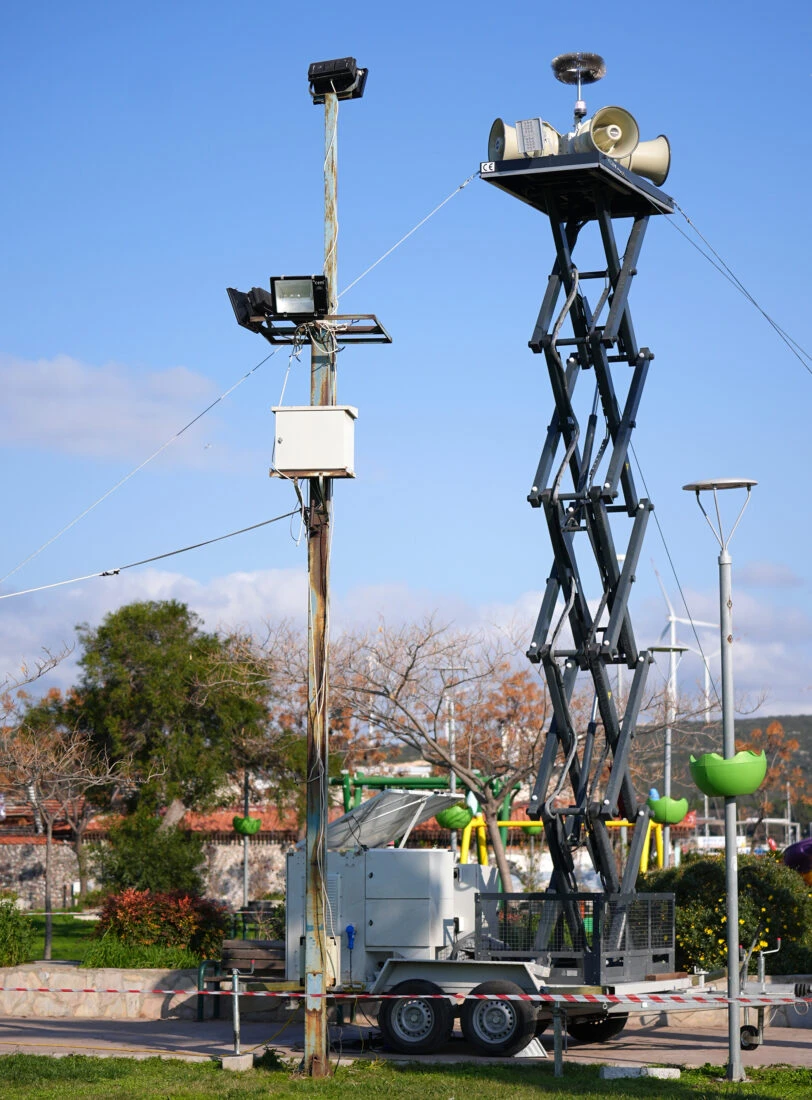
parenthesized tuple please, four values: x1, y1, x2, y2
(572, 105, 639, 159)
(488, 119, 520, 161)
(618, 134, 671, 186)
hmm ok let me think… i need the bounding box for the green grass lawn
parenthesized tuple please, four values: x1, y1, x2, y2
(0, 1057, 808, 1100)
(28, 914, 98, 964)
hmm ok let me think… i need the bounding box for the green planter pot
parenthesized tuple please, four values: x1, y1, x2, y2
(647, 795, 689, 825)
(689, 750, 767, 798)
(525, 824, 544, 836)
(435, 804, 474, 830)
(232, 815, 262, 836)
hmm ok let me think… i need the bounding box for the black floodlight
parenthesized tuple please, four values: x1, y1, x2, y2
(270, 275, 329, 320)
(308, 57, 367, 104)
(227, 286, 275, 333)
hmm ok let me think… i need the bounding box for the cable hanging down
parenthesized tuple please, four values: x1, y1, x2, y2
(0, 508, 301, 603)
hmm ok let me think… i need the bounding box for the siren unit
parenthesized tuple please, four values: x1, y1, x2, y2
(487, 51, 671, 186)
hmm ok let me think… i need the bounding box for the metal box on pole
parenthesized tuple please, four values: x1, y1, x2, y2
(271, 405, 358, 478)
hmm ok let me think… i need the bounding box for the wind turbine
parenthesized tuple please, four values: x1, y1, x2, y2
(650, 566, 718, 866)
(654, 566, 719, 721)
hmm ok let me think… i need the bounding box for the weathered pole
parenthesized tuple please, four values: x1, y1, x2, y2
(302, 88, 338, 1078)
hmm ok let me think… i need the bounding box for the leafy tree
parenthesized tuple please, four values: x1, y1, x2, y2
(92, 807, 206, 895)
(739, 720, 812, 841)
(70, 600, 271, 819)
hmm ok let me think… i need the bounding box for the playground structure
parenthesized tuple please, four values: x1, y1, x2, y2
(459, 816, 666, 875)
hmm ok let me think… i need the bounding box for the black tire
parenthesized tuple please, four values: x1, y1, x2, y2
(566, 1012, 629, 1044)
(460, 980, 537, 1057)
(740, 1024, 761, 1050)
(377, 979, 453, 1055)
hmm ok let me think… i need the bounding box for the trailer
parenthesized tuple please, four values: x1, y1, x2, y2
(285, 825, 687, 1057)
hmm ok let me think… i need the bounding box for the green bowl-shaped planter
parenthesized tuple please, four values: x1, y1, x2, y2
(524, 824, 544, 836)
(233, 815, 262, 836)
(689, 750, 767, 798)
(647, 795, 689, 825)
(435, 804, 474, 830)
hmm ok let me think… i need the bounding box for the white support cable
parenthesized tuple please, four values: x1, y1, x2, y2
(3, 171, 479, 585)
(0, 349, 279, 587)
(0, 509, 300, 603)
(337, 169, 481, 301)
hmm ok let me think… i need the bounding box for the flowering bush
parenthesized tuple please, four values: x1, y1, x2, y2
(95, 888, 229, 958)
(645, 854, 812, 975)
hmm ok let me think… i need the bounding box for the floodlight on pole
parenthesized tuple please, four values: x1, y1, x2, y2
(683, 476, 756, 1083)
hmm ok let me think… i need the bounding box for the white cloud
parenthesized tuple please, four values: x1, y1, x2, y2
(737, 561, 804, 589)
(1, 570, 810, 716)
(0, 353, 218, 465)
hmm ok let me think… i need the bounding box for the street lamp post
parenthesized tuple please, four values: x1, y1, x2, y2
(683, 477, 756, 1083)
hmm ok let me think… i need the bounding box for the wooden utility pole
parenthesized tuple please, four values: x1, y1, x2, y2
(302, 85, 338, 1080)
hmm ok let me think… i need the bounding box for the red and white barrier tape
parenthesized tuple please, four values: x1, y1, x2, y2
(0, 986, 809, 1007)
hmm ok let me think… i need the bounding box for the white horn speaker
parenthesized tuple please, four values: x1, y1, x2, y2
(571, 105, 639, 159)
(488, 119, 520, 161)
(618, 134, 671, 186)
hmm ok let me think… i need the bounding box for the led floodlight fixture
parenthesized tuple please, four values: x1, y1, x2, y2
(270, 275, 329, 320)
(308, 57, 367, 103)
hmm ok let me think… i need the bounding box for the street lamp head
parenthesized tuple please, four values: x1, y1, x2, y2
(683, 478, 756, 552)
(682, 478, 758, 493)
(308, 58, 367, 104)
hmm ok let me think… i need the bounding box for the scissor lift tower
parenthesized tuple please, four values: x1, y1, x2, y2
(481, 55, 675, 977)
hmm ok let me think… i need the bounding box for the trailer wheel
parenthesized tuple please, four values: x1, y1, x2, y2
(378, 979, 453, 1055)
(460, 980, 536, 1056)
(740, 1024, 761, 1050)
(566, 1012, 629, 1043)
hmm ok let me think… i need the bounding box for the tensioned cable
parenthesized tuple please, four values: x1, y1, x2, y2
(3, 171, 480, 586)
(337, 168, 481, 300)
(0, 509, 300, 602)
(665, 202, 812, 375)
(0, 349, 279, 587)
(628, 441, 723, 712)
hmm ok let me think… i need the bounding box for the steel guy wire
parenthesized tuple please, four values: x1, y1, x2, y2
(3, 170, 477, 585)
(0, 349, 279, 587)
(629, 441, 723, 713)
(0, 509, 300, 603)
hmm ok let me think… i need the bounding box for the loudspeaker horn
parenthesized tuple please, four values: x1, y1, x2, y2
(618, 134, 671, 186)
(571, 105, 639, 159)
(488, 119, 520, 161)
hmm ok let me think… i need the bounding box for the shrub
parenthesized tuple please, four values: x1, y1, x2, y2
(91, 808, 206, 895)
(80, 935, 201, 970)
(0, 894, 36, 967)
(94, 888, 229, 960)
(645, 853, 812, 974)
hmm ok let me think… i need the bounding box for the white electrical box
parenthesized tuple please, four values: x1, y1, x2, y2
(271, 405, 357, 478)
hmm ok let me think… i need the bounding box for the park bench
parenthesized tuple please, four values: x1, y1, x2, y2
(197, 938, 287, 1020)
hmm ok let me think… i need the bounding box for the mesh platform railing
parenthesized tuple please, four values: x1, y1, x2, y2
(474, 892, 675, 984)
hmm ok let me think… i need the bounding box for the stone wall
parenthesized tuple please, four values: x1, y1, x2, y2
(0, 837, 291, 910)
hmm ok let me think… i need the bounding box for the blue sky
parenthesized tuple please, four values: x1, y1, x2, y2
(0, 0, 810, 715)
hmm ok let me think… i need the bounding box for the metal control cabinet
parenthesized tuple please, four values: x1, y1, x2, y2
(285, 848, 497, 986)
(271, 405, 357, 478)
